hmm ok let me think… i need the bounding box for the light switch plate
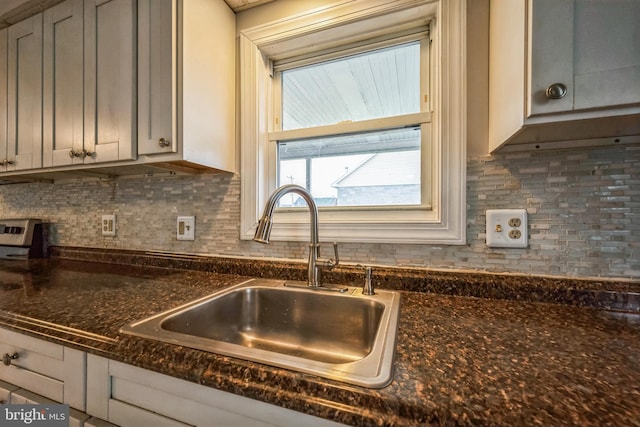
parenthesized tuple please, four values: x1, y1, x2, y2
(486, 209, 527, 248)
(177, 216, 195, 241)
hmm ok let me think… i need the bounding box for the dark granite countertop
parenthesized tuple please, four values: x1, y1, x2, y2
(0, 250, 639, 426)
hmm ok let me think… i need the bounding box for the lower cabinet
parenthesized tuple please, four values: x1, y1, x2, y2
(0, 327, 346, 427)
(86, 355, 345, 427)
(0, 328, 85, 410)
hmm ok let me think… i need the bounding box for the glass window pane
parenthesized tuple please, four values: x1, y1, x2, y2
(281, 42, 420, 130)
(277, 127, 421, 207)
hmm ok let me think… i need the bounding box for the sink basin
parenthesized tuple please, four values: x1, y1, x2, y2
(120, 278, 401, 388)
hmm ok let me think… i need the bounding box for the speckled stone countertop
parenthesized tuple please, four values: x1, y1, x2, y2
(0, 247, 639, 426)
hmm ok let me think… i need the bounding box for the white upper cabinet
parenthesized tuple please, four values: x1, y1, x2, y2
(84, 0, 136, 164)
(43, 0, 135, 167)
(137, 0, 173, 156)
(7, 13, 43, 171)
(489, 0, 640, 152)
(43, 0, 84, 167)
(0, 0, 234, 180)
(0, 29, 7, 171)
(137, 0, 236, 173)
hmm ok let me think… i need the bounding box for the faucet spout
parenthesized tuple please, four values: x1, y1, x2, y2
(254, 184, 335, 288)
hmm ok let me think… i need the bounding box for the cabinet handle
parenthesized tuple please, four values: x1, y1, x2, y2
(2, 352, 19, 366)
(69, 149, 95, 159)
(0, 159, 14, 166)
(545, 83, 567, 100)
(158, 137, 171, 147)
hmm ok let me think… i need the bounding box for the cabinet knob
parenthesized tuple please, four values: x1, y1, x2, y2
(0, 159, 14, 166)
(545, 83, 567, 100)
(2, 352, 18, 366)
(83, 149, 95, 158)
(158, 137, 171, 147)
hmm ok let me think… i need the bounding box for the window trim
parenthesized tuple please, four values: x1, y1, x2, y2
(239, 0, 466, 244)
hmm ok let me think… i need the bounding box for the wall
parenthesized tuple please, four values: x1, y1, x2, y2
(0, 1, 637, 281)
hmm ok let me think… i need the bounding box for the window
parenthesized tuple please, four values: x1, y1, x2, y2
(274, 41, 427, 208)
(240, 0, 466, 244)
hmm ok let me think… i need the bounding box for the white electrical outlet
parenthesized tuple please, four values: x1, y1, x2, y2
(102, 214, 116, 237)
(177, 216, 195, 241)
(486, 209, 527, 248)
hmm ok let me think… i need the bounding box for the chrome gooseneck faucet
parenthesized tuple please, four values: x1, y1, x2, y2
(253, 184, 338, 288)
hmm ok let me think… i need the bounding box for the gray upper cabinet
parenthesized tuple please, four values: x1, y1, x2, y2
(43, 0, 135, 167)
(489, 0, 640, 152)
(7, 13, 43, 171)
(530, 0, 640, 116)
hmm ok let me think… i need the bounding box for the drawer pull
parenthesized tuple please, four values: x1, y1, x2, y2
(2, 352, 19, 366)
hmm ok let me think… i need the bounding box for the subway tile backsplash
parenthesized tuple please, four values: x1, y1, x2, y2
(0, 144, 637, 280)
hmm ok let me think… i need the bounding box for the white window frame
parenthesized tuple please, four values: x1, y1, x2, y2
(239, 0, 466, 244)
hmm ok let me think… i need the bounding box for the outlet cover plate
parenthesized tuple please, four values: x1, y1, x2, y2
(486, 209, 527, 248)
(102, 214, 116, 237)
(177, 216, 195, 241)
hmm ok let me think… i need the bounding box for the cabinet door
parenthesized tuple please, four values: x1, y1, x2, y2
(0, 29, 7, 171)
(43, 0, 85, 167)
(10, 388, 90, 427)
(0, 380, 18, 404)
(138, 0, 175, 155)
(530, 0, 640, 116)
(84, 0, 136, 164)
(7, 14, 43, 171)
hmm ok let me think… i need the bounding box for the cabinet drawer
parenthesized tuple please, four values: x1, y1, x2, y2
(0, 328, 86, 410)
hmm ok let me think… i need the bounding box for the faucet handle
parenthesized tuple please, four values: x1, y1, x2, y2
(319, 242, 339, 269)
(331, 242, 339, 267)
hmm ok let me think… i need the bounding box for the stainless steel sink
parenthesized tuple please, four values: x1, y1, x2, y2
(120, 278, 401, 388)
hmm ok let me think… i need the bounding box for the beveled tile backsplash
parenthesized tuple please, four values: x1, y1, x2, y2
(0, 144, 638, 280)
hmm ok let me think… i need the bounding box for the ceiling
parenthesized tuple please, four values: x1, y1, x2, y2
(224, 0, 274, 12)
(0, 0, 273, 29)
